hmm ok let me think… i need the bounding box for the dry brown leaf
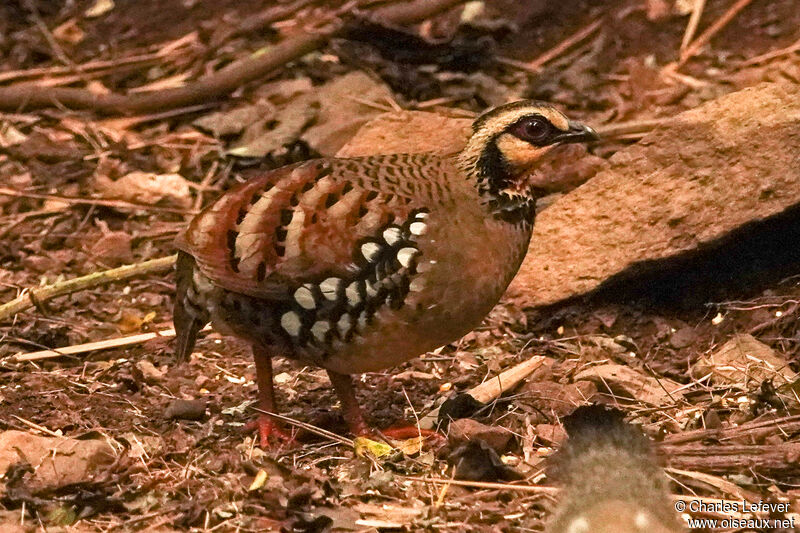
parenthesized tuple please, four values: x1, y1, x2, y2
(229, 95, 318, 157)
(691, 334, 797, 387)
(574, 363, 685, 405)
(301, 71, 395, 156)
(0, 431, 117, 491)
(52, 19, 85, 44)
(93, 171, 193, 208)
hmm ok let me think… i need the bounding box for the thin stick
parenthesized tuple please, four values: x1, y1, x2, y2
(8, 326, 211, 362)
(11, 414, 63, 437)
(0, 53, 163, 84)
(680, 0, 707, 54)
(678, 0, 755, 66)
(497, 18, 602, 74)
(740, 35, 800, 66)
(400, 476, 764, 517)
(0, 255, 177, 323)
(419, 355, 548, 429)
(250, 407, 354, 447)
(0, 0, 468, 114)
(400, 475, 559, 494)
(0, 188, 196, 215)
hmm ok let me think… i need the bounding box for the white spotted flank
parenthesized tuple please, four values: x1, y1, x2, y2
(294, 286, 316, 309)
(361, 242, 382, 262)
(319, 277, 341, 300)
(346, 281, 362, 305)
(397, 247, 417, 268)
(280, 312, 302, 337)
(409, 221, 427, 236)
(382, 226, 403, 246)
(310, 321, 330, 342)
(337, 314, 353, 336)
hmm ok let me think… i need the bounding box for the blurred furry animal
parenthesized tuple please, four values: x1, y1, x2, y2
(546, 405, 684, 533)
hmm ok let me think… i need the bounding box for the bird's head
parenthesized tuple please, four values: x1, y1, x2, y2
(458, 101, 598, 221)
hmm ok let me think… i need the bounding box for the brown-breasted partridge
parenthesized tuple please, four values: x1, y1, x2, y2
(173, 100, 597, 446)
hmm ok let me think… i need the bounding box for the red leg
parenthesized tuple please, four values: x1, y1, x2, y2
(326, 370, 444, 444)
(250, 345, 294, 448)
(327, 370, 371, 437)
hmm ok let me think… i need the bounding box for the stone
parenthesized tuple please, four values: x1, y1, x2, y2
(0, 431, 116, 491)
(669, 326, 699, 349)
(336, 110, 471, 158)
(508, 82, 800, 307)
(164, 399, 207, 421)
(447, 418, 514, 453)
(534, 423, 567, 446)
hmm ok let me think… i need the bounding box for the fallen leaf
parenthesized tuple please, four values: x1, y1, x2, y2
(391, 436, 426, 456)
(574, 363, 685, 405)
(194, 102, 274, 137)
(85, 0, 115, 18)
(248, 469, 269, 491)
(301, 71, 395, 156)
(691, 334, 797, 387)
(0, 431, 117, 491)
(353, 437, 393, 459)
(52, 19, 85, 44)
(94, 171, 193, 208)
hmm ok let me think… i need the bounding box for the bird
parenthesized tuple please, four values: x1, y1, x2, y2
(172, 100, 598, 446)
(545, 406, 684, 533)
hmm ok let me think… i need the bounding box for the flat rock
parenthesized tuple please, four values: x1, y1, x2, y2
(508, 82, 800, 306)
(338, 83, 800, 308)
(0, 431, 117, 491)
(336, 110, 472, 158)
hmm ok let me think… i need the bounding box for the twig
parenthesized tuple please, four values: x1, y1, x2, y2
(678, 0, 755, 66)
(0, 0, 468, 114)
(8, 326, 212, 362)
(400, 476, 765, 518)
(250, 407, 354, 447)
(680, 0, 707, 54)
(419, 355, 548, 429)
(0, 53, 163, 85)
(0, 188, 196, 215)
(400, 475, 559, 494)
(0, 255, 177, 323)
(496, 18, 602, 74)
(739, 35, 800, 66)
(11, 414, 63, 437)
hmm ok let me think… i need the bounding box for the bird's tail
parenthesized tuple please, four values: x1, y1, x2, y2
(546, 405, 684, 533)
(173, 250, 204, 362)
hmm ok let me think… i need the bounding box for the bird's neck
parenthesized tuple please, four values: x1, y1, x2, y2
(454, 141, 537, 226)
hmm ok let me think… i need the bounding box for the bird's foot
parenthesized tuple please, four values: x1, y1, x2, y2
(245, 415, 297, 449)
(379, 425, 446, 445)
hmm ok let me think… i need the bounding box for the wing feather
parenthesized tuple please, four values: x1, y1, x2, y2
(176, 158, 424, 299)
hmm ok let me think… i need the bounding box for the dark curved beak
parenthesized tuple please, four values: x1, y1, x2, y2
(553, 121, 599, 144)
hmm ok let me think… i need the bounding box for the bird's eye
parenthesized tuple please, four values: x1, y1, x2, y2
(511, 116, 552, 145)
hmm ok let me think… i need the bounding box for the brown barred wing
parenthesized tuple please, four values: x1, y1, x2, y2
(175, 157, 427, 300)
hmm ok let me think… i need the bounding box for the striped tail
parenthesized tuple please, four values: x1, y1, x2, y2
(173, 250, 205, 362)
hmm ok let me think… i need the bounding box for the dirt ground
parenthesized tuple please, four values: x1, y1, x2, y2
(2, 0, 800, 531)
